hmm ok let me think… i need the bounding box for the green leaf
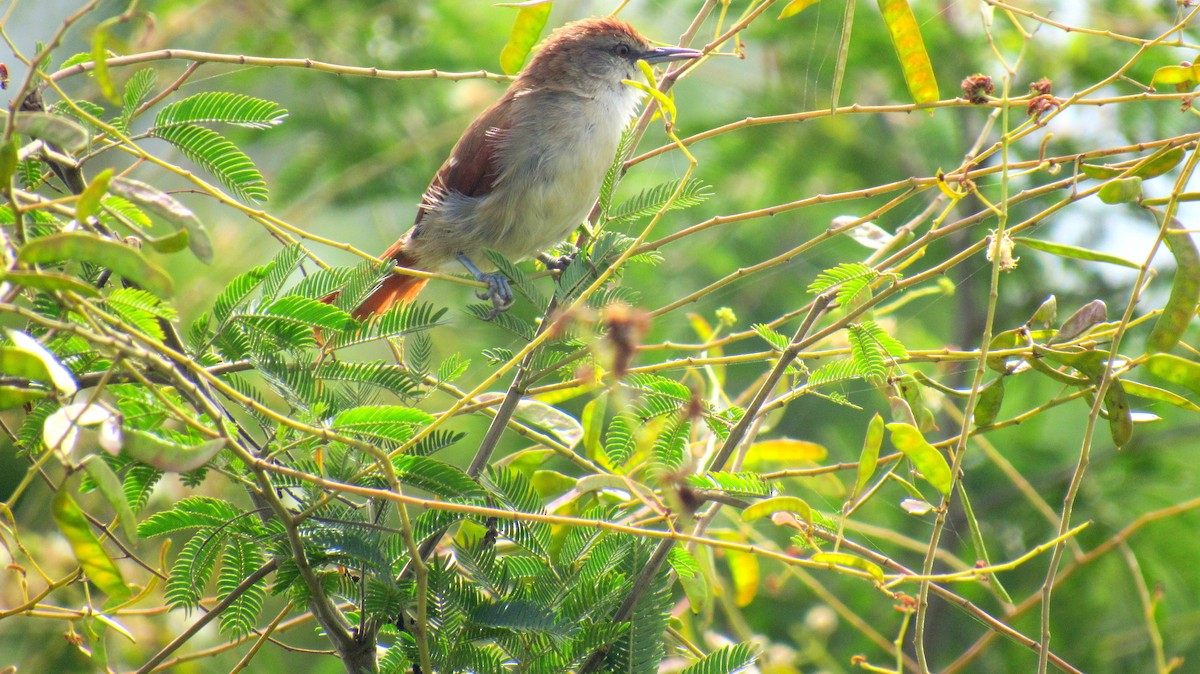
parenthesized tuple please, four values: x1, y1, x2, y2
(972, 378, 1005, 427)
(53, 489, 131, 602)
(90, 22, 119, 104)
(0, 346, 53, 382)
(153, 92, 287, 129)
(1105, 379, 1133, 448)
(121, 68, 157, 126)
(256, 295, 356, 331)
(217, 539, 266, 638)
(333, 405, 434, 446)
(1121, 379, 1200, 412)
(1097, 176, 1143, 204)
(742, 496, 812, 524)
(18, 232, 174, 297)
(886, 422, 952, 496)
(81, 456, 139, 542)
(8, 330, 78, 395)
(680, 643, 760, 674)
(1014, 237, 1140, 269)
(1081, 147, 1185, 181)
(0, 386, 47, 409)
(810, 551, 885, 582)
(581, 394, 607, 460)
(876, 0, 939, 104)
(668, 545, 710, 615)
(0, 270, 100, 296)
(498, 1, 552, 75)
(779, 0, 822, 19)
(607, 178, 713, 226)
(1146, 222, 1200, 354)
(0, 138, 18, 187)
(853, 413, 884, 499)
(1145, 353, 1200, 396)
(1, 110, 88, 152)
(76, 169, 113, 222)
(1151, 63, 1200, 91)
(152, 124, 269, 203)
(111, 177, 214, 262)
(116, 429, 226, 472)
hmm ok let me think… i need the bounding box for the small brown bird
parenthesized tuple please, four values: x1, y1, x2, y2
(344, 17, 700, 319)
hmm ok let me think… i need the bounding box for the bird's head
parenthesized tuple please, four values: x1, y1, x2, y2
(519, 17, 701, 93)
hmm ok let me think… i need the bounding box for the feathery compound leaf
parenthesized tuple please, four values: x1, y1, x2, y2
(393, 455, 485, 500)
(262, 244, 305, 300)
(807, 261, 885, 307)
(138, 496, 248, 537)
(680, 643, 761, 674)
(599, 127, 637, 217)
(848, 324, 888, 380)
(686, 471, 774, 497)
(607, 178, 713, 225)
(153, 92, 287, 129)
(331, 301, 446, 349)
(217, 538, 267, 639)
(752, 323, 790, 352)
(121, 68, 156, 126)
(153, 124, 269, 202)
(807, 357, 863, 387)
(213, 263, 273, 324)
(333, 405, 433, 446)
(251, 295, 357, 331)
(857, 320, 908, 358)
(165, 529, 224, 611)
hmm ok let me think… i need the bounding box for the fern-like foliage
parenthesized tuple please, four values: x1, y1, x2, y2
(808, 262, 898, 309)
(606, 178, 713, 226)
(847, 320, 908, 381)
(679, 643, 761, 674)
(153, 124, 270, 203)
(152, 92, 288, 130)
(686, 471, 775, 497)
(120, 68, 156, 129)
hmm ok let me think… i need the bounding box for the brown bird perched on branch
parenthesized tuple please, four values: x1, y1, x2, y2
(340, 17, 700, 320)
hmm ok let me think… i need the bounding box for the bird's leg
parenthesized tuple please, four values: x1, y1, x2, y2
(457, 253, 514, 319)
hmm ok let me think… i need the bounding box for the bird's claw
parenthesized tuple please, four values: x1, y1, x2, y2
(475, 272, 514, 319)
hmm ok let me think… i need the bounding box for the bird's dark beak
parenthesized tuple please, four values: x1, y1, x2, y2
(639, 46, 703, 64)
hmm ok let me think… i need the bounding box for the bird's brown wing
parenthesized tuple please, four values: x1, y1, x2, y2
(414, 91, 516, 227)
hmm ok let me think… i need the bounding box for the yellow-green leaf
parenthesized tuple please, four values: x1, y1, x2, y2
(622, 76, 677, 124)
(886, 422, 952, 496)
(811, 551, 885, 582)
(877, 0, 939, 105)
(742, 496, 813, 525)
(0, 270, 101, 296)
(531, 469, 576, 497)
(779, 0, 822, 19)
(1146, 223, 1200, 354)
(1145, 353, 1200, 396)
(18, 232, 174, 297)
(76, 168, 113, 222)
(744, 438, 828, 466)
(1097, 176, 1143, 204)
(498, 1, 552, 75)
(1120, 379, 1200, 413)
(853, 413, 884, 499)
(0, 386, 47, 409)
(0, 346, 53, 383)
(0, 138, 17, 188)
(581, 395, 607, 461)
(117, 430, 225, 472)
(972, 378, 1005, 427)
(1151, 63, 1200, 91)
(91, 24, 119, 105)
(81, 456, 139, 542)
(1014, 237, 1140, 269)
(1105, 379, 1133, 449)
(52, 489, 131, 601)
(726, 547, 759, 607)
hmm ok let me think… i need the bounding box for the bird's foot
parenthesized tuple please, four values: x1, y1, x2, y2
(475, 272, 514, 319)
(457, 253, 514, 320)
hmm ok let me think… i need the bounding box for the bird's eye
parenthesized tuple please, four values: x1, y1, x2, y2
(614, 44, 631, 57)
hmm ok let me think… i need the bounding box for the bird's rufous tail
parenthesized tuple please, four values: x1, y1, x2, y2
(325, 244, 428, 321)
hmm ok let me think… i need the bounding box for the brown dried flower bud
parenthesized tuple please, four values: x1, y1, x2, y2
(603, 304, 650, 378)
(1029, 77, 1053, 96)
(960, 73, 994, 104)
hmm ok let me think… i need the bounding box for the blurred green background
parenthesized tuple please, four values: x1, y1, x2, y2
(3, 1, 1199, 672)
